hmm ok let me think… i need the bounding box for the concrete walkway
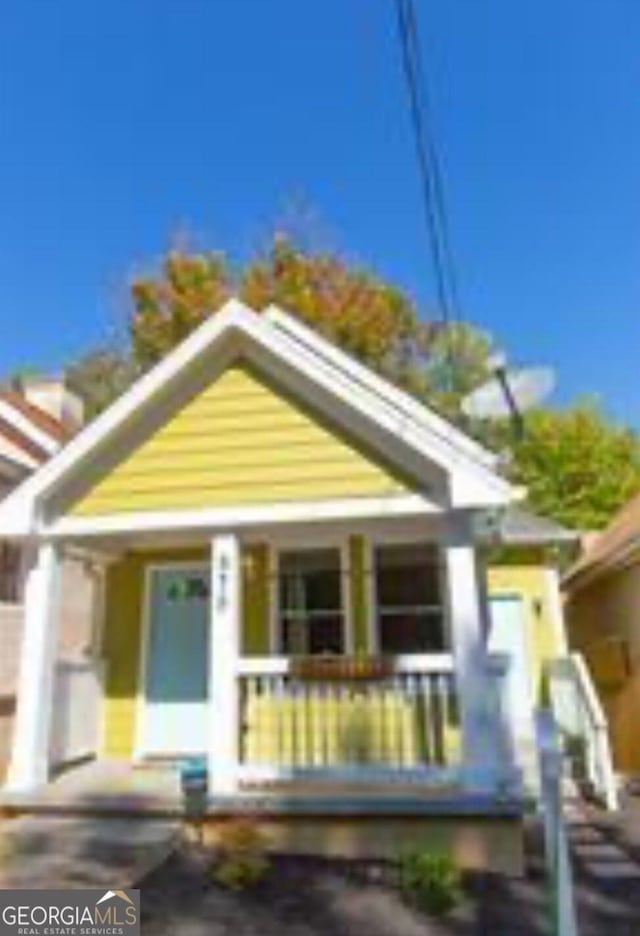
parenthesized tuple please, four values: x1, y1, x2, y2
(0, 814, 178, 888)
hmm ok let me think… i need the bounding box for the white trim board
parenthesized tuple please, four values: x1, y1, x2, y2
(46, 494, 438, 539)
(0, 400, 60, 457)
(0, 300, 518, 538)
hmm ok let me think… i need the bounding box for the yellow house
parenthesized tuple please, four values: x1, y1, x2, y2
(488, 513, 574, 703)
(0, 300, 576, 866)
(565, 493, 640, 775)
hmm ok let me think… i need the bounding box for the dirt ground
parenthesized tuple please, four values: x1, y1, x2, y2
(139, 821, 640, 936)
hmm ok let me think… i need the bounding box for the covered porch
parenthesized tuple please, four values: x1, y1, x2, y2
(5, 510, 520, 807)
(0, 302, 525, 818)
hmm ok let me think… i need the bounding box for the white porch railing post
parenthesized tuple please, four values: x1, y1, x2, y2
(537, 710, 579, 936)
(443, 512, 500, 792)
(5, 541, 62, 792)
(208, 534, 241, 796)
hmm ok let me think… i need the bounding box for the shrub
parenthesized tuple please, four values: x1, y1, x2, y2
(212, 819, 270, 891)
(398, 847, 463, 916)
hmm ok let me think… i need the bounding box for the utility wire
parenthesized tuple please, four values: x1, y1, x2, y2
(401, 0, 462, 321)
(393, 0, 526, 436)
(393, 0, 462, 386)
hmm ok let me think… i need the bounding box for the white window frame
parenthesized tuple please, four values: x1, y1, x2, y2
(268, 536, 352, 656)
(367, 536, 450, 656)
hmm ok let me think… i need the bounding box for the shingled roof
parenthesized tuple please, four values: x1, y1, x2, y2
(564, 490, 640, 590)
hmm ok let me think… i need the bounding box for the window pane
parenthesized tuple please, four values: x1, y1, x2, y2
(375, 543, 446, 654)
(278, 548, 344, 655)
(379, 612, 445, 654)
(282, 614, 343, 655)
(376, 543, 441, 607)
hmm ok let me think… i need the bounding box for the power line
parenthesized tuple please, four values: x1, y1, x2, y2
(393, 0, 462, 382)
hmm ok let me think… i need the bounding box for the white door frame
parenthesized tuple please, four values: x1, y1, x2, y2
(134, 560, 209, 760)
(488, 589, 535, 717)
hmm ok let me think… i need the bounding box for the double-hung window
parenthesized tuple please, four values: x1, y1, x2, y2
(278, 548, 344, 655)
(374, 542, 446, 654)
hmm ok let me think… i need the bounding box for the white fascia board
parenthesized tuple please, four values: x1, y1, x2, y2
(0, 297, 515, 538)
(0, 299, 257, 535)
(265, 306, 498, 469)
(46, 494, 438, 539)
(449, 471, 523, 509)
(0, 400, 59, 456)
(256, 311, 515, 507)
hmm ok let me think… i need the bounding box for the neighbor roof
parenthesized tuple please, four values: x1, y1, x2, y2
(0, 390, 67, 473)
(499, 506, 576, 546)
(0, 390, 69, 443)
(564, 491, 640, 590)
(0, 300, 520, 537)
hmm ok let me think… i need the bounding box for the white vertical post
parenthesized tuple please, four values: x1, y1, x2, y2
(208, 534, 241, 796)
(5, 541, 62, 792)
(443, 511, 498, 792)
(537, 710, 578, 936)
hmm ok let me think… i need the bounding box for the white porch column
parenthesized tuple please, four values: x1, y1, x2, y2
(5, 541, 62, 792)
(443, 512, 498, 792)
(208, 534, 241, 796)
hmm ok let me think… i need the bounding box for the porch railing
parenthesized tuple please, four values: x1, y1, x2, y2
(49, 658, 104, 767)
(546, 653, 618, 810)
(236, 654, 462, 785)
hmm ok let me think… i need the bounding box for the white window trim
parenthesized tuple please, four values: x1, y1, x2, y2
(366, 536, 449, 656)
(268, 537, 353, 656)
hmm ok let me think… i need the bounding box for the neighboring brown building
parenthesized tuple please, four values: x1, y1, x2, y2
(564, 493, 640, 775)
(0, 378, 94, 774)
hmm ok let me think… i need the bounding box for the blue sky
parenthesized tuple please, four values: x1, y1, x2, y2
(1, 1, 639, 423)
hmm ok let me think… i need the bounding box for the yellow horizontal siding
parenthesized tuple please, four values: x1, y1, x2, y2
(101, 547, 207, 759)
(71, 363, 410, 517)
(101, 555, 144, 758)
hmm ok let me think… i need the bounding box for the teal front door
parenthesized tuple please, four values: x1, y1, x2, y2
(141, 565, 209, 755)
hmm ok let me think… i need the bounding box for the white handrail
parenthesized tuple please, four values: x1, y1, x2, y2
(547, 653, 618, 811)
(537, 710, 579, 936)
(236, 653, 455, 677)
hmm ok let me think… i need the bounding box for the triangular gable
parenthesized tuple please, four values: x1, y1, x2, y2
(64, 361, 413, 517)
(0, 299, 517, 536)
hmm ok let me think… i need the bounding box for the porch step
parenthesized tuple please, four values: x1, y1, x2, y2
(0, 815, 178, 888)
(0, 761, 525, 821)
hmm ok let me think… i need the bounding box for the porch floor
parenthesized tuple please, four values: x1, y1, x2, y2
(0, 759, 524, 819)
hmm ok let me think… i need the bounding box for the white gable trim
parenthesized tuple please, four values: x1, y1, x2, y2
(0, 299, 517, 537)
(265, 306, 496, 469)
(246, 313, 514, 505)
(46, 494, 437, 539)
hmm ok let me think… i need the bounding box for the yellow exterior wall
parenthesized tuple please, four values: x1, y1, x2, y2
(101, 554, 145, 758)
(487, 564, 565, 702)
(101, 544, 264, 758)
(102, 549, 555, 762)
(71, 363, 409, 517)
(566, 565, 640, 772)
(349, 534, 368, 654)
(242, 543, 270, 656)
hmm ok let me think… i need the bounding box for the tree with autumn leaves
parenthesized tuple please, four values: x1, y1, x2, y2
(129, 238, 427, 394)
(67, 237, 640, 531)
